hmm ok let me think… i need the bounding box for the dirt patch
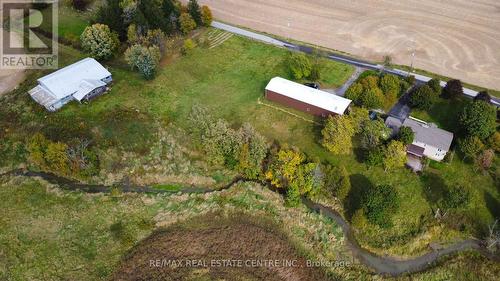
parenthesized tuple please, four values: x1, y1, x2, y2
(112, 214, 329, 281)
(189, 0, 500, 90)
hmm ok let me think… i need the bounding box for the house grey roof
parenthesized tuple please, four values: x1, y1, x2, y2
(28, 85, 58, 108)
(73, 79, 107, 101)
(403, 117, 454, 151)
(37, 58, 111, 99)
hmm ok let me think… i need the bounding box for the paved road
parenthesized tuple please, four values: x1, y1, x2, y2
(212, 21, 500, 107)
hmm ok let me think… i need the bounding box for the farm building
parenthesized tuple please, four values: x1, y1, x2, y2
(265, 77, 352, 116)
(28, 58, 112, 111)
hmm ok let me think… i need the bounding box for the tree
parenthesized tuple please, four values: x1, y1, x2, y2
(365, 147, 384, 167)
(361, 184, 399, 228)
(125, 44, 161, 79)
(95, 0, 126, 40)
(397, 126, 415, 145)
(458, 136, 484, 160)
(359, 118, 391, 150)
(474, 91, 492, 103)
(382, 55, 392, 69)
(332, 166, 350, 201)
(360, 87, 384, 109)
(459, 100, 497, 140)
(288, 52, 312, 80)
(308, 62, 322, 81)
(380, 74, 400, 97)
(321, 115, 355, 154)
(442, 79, 463, 99)
(383, 141, 407, 171)
(345, 82, 363, 103)
(179, 12, 196, 34)
(80, 24, 119, 60)
(188, 0, 202, 26)
(427, 78, 442, 95)
(405, 75, 416, 85)
(347, 107, 370, 133)
(237, 123, 268, 179)
(409, 85, 437, 110)
(475, 149, 495, 172)
(72, 0, 90, 11)
(201, 5, 213, 26)
(127, 24, 138, 43)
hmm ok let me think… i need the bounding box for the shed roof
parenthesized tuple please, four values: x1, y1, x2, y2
(38, 58, 111, 99)
(265, 77, 352, 115)
(403, 117, 454, 151)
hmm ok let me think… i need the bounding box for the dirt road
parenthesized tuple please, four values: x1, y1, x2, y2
(194, 0, 500, 90)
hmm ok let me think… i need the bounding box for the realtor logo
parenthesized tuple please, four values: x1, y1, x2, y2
(1, 0, 58, 69)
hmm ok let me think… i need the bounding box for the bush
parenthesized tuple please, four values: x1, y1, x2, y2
(397, 126, 415, 145)
(442, 186, 470, 210)
(409, 85, 437, 110)
(124, 44, 161, 79)
(323, 165, 350, 201)
(475, 149, 495, 172)
(458, 136, 484, 160)
(474, 91, 491, 103)
(201, 5, 213, 26)
(365, 147, 384, 167)
(383, 140, 407, 172)
(361, 184, 399, 228)
(459, 100, 497, 140)
(80, 24, 119, 60)
(181, 39, 196, 55)
(179, 13, 196, 34)
(288, 52, 312, 80)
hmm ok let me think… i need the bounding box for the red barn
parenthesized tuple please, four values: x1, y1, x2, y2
(265, 77, 352, 116)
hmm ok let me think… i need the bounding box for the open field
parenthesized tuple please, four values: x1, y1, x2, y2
(191, 0, 500, 91)
(112, 215, 329, 281)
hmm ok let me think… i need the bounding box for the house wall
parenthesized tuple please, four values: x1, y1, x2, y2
(265, 90, 339, 117)
(413, 140, 447, 161)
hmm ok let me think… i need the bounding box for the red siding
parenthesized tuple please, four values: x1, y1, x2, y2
(265, 90, 339, 117)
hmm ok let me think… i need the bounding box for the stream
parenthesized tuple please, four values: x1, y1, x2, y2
(1, 169, 498, 276)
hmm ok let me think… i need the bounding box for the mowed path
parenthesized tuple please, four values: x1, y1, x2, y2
(193, 0, 500, 90)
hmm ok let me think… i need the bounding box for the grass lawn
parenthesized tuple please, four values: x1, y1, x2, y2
(1, 28, 498, 258)
(411, 98, 468, 133)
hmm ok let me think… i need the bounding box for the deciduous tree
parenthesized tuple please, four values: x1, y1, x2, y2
(321, 115, 355, 154)
(288, 52, 312, 80)
(179, 12, 196, 34)
(201, 5, 213, 26)
(459, 100, 496, 140)
(442, 79, 463, 99)
(383, 140, 406, 171)
(409, 85, 437, 110)
(80, 24, 119, 60)
(397, 126, 415, 145)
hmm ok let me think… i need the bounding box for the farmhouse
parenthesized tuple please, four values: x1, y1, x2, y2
(28, 58, 112, 111)
(265, 77, 352, 116)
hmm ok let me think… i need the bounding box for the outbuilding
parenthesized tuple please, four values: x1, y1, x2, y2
(28, 58, 112, 111)
(265, 77, 352, 116)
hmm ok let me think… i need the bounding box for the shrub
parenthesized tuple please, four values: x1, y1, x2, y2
(458, 136, 484, 160)
(361, 184, 399, 228)
(80, 24, 119, 60)
(181, 38, 196, 55)
(441, 186, 470, 210)
(179, 13, 196, 34)
(459, 100, 497, 140)
(288, 52, 312, 80)
(365, 147, 384, 167)
(124, 44, 161, 79)
(323, 165, 350, 201)
(308, 62, 322, 81)
(486, 132, 500, 153)
(409, 84, 438, 110)
(475, 149, 495, 172)
(405, 75, 416, 85)
(201, 5, 213, 26)
(397, 126, 415, 145)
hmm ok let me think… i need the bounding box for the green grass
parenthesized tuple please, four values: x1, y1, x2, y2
(29, 4, 89, 40)
(1, 29, 498, 258)
(411, 98, 468, 132)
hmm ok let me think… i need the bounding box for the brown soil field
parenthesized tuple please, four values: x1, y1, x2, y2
(112, 214, 329, 281)
(194, 0, 500, 90)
